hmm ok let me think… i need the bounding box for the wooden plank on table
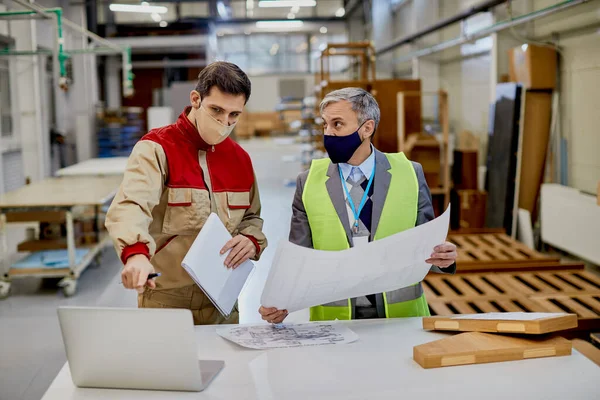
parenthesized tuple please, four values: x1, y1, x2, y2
(422, 313, 577, 334)
(414, 332, 572, 369)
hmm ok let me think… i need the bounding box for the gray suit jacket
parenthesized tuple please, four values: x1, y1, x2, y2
(289, 148, 456, 275)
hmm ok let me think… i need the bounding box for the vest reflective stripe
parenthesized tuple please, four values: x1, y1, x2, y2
(303, 152, 430, 320)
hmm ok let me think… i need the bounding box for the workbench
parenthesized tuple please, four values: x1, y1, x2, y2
(41, 318, 599, 399)
(56, 157, 128, 177)
(0, 176, 122, 297)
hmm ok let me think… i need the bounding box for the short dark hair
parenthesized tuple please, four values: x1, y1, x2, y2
(195, 61, 251, 104)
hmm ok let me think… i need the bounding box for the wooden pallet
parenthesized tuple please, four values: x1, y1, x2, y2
(447, 232, 570, 272)
(425, 270, 600, 331)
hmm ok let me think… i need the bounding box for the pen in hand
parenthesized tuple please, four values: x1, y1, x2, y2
(119, 272, 161, 285)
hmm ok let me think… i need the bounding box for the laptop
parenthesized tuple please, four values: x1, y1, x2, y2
(57, 306, 224, 392)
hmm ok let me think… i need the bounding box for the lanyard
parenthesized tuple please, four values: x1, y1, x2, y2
(339, 163, 376, 234)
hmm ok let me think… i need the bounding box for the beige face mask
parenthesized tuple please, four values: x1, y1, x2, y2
(195, 105, 237, 145)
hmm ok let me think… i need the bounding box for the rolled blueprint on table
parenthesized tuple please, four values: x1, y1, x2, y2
(261, 206, 451, 313)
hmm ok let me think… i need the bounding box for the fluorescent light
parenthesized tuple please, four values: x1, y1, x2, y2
(151, 12, 162, 22)
(255, 20, 304, 29)
(335, 7, 345, 17)
(320, 26, 327, 34)
(109, 4, 168, 13)
(217, 1, 228, 18)
(258, 1, 316, 7)
(159, 21, 168, 28)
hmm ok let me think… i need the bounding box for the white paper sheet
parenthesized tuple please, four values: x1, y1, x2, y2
(260, 206, 451, 313)
(216, 323, 359, 349)
(182, 213, 254, 317)
(452, 312, 568, 321)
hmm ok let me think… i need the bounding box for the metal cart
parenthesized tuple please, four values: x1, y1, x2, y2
(0, 176, 122, 297)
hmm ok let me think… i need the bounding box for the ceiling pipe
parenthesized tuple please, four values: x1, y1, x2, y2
(393, 0, 589, 64)
(376, 0, 507, 56)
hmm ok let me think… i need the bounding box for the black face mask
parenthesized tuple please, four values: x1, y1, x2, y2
(323, 125, 364, 164)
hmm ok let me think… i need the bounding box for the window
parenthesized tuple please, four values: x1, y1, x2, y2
(216, 33, 313, 74)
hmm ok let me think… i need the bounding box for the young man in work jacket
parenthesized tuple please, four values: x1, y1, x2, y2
(106, 62, 267, 325)
(260, 87, 457, 323)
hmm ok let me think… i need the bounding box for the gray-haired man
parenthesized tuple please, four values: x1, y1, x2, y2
(260, 87, 457, 323)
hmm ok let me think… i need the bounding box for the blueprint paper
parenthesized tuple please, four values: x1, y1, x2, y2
(452, 312, 567, 321)
(216, 323, 358, 349)
(260, 206, 450, 313)
(182, 213, 254, 317)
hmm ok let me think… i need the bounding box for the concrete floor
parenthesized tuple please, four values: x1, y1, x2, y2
(0, 138, 307, 400)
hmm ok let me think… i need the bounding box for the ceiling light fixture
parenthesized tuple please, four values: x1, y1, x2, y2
(291, 5, 300, 13)
(217, 1, 229, 19)
(258, 1, 316, 8)
(109, 4, 168, 13)
(320, 26, 327, 34)
(151, 12, 162, 22)
(335, 7, 345, 17)
(255, 20, 304, 29)
(159, 21, 168, 28)
(287, 12, 295, 19)
(269, 43, 280, 56)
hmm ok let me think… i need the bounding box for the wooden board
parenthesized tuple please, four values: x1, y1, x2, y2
(0, 176, 122, 208)
(425, 270, 600, 331)
(450, 190, 487, 231)
(572, 339, 600, 367)
(423, 313, 578, 334)
(5, 210, 66, 223)
(414, 332, 571, 369)
(447, 232, 562, 272)
(518, 91, 552, 220)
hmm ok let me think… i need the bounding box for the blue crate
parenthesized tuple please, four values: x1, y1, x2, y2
(11, 249, 90, 269)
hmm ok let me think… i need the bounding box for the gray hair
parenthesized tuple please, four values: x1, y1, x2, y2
(320, 87, 381, 132)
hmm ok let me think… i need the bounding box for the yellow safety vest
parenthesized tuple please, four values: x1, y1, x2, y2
(302, 152, 430, 320)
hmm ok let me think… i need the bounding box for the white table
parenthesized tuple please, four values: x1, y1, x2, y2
(42, 318, 599, 400)
(56, 158, 129, 177)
